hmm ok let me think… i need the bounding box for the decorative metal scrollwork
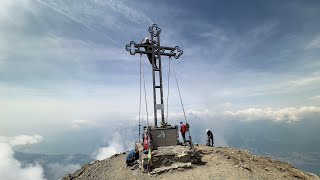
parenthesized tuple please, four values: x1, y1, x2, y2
(153, 41, 160, 52)
(153, 40, 159, 47)
(148, 24, 161, 37)
(171, 46, 183, 59)
(125, 41, 137, 55)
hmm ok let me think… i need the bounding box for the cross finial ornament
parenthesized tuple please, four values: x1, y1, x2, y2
(171, 46, 183, 59)
(125, 41, 138, 55)
(148, 24, 161, 37)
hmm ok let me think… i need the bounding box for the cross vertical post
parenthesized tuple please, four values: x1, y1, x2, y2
(150, 27, 158, 127)
(126, 24, 183, 127)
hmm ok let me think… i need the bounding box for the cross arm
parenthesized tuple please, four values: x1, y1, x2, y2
(134, 49, 177, 57)
(125, 41, 183, 59)
(134, 43, 176, 51)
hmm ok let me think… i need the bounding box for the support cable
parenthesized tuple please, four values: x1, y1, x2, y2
(172, 59, 194, 149)
(139, 54, 150, 141)
(172, 58, 187, 123)
(141, 55, 152, 173)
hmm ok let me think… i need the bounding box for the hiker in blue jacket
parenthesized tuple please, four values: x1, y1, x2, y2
(126, 149, 139, 166)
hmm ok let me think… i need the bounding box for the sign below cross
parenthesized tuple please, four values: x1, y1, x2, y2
(126, 24, 183, 127)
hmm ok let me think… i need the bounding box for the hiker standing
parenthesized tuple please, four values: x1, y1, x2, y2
(180, 122, 187, 143)
(143, 129, 153, 151)
(206, 129, 214, 146)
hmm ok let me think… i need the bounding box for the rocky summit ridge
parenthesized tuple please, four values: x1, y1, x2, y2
(63, 145, 320, 180)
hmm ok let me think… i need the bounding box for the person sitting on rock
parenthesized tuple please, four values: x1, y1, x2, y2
(206, 129, 214, 147)
(126, 149, 139, 167)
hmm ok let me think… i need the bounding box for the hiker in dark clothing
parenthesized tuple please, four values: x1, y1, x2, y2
(126, 149, 139, 167)
(206, 129, 214, 147)
(142, 37, 157, 67)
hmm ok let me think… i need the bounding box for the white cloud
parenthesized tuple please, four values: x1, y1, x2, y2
(153, 106, 320, 124)
(305, 35, 320, 49)
(199, 27, 229, 42)
(72, 120, 98, 128)
(289, 76, 320, 86)
(196, 21, 279, 64)
(196, 71, 320, 100)
(310, 95, 320, 100)
(224, 106, 320, 123)
(46, 163, 80, 180)
(95, 145, 122, 161)
(102, 0, 153, 25)
(94, 132, 133, 160)
(223, 102, 233, 108)
(0, 135, 45, 180)
(0, 0, 31, 16)
(137, 107, 319, 146)
(0, 134, 44, 147)
(251, 20, 279, 39)
(10, 135, 43, 147)
(37, 0, 152, 32)
(135, 109, 214, 122)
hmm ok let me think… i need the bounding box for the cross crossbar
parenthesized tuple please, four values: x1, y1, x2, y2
(126, 42, 183, 59)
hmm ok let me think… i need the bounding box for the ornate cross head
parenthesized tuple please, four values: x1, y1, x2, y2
(171, 46, 183, 59)
(148, 24, 161, 37)
(126, 24, 183, 59)
(125, 41, 138, 55)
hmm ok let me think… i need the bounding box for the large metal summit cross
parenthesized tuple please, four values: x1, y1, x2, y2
(126, 24, 183, 127)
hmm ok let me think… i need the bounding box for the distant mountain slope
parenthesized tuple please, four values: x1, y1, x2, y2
(224, 120, 320, 175)
(63, 145, 319, 180)
(14, 152, 93, 180)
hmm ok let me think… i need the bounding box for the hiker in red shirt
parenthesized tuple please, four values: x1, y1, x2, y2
(180, 121, 187, 143)
(143, 129, 153, 151)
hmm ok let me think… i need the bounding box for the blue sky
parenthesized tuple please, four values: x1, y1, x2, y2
(1, 0, 320, 155)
